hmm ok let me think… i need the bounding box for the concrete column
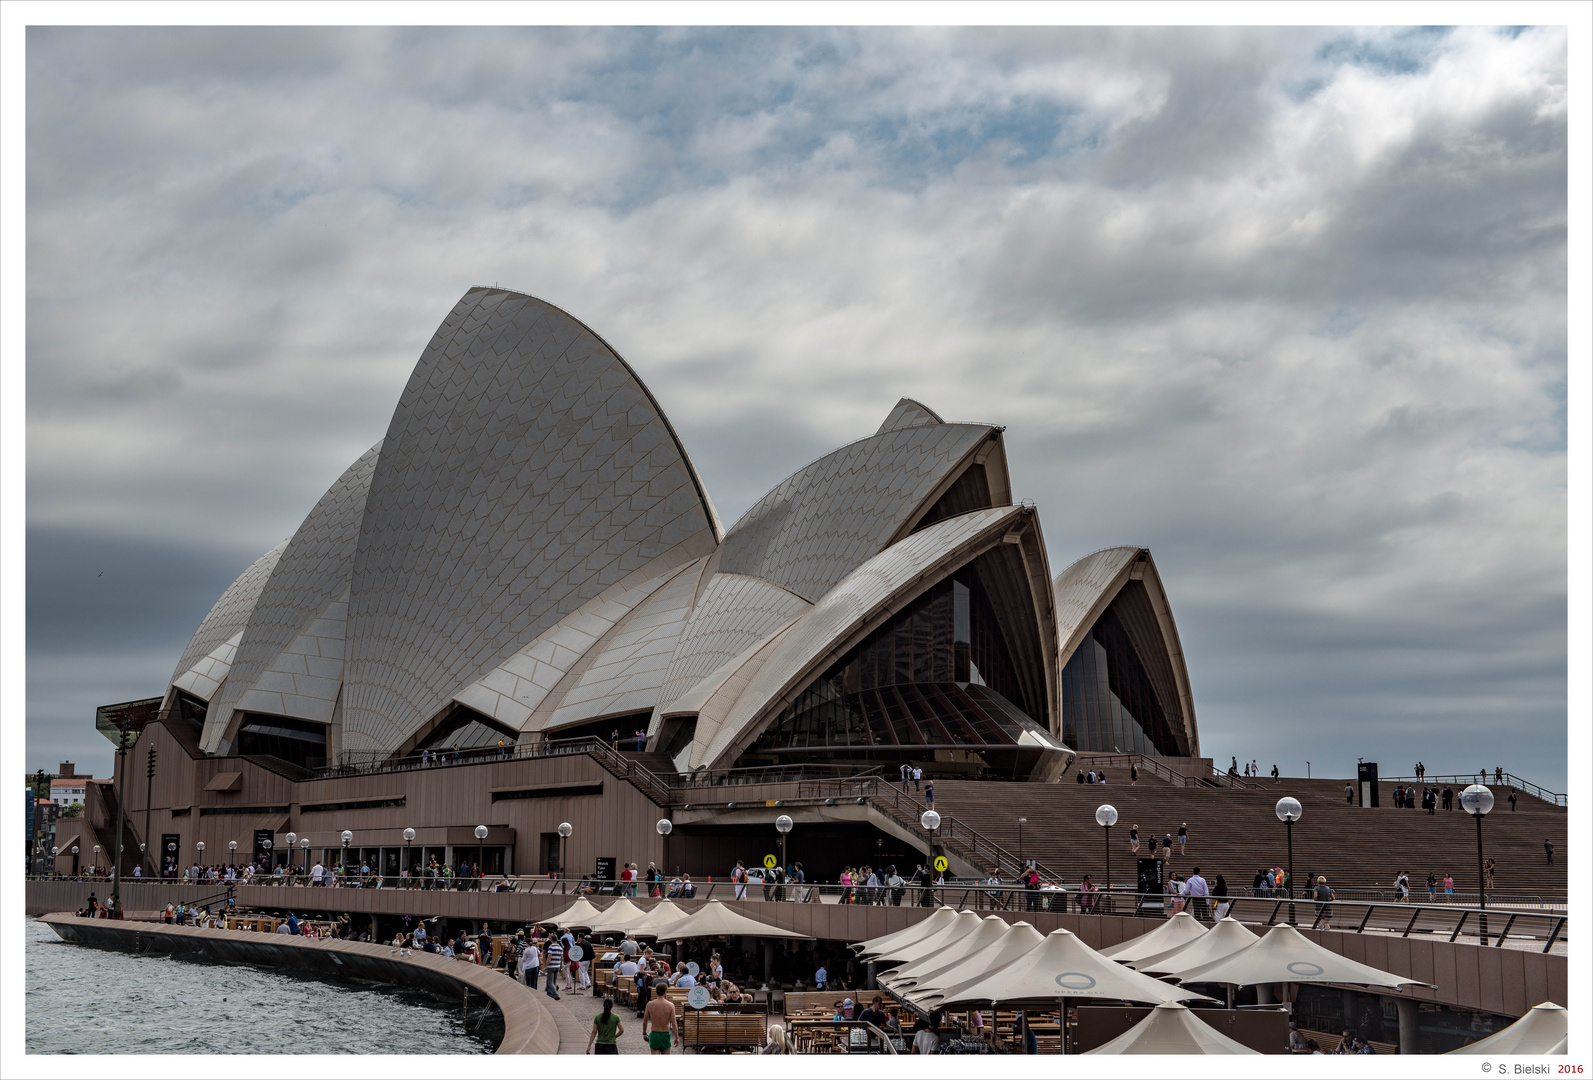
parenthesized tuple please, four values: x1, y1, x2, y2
(867, 961, 877, 991)
(764, 941, 774, 984)
(1396, 998, 1418, 1055)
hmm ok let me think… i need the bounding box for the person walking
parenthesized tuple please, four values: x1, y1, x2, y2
(1129, 825, 1139, 854)
(1313, 877, 1336, 930)
(1131, 763, 1139, 785)
(1442, 786, 1454, 811)
(1426, 872, 1437, 902)
(1271, 764, 1280, 783)
(912, 766, 921, 792)
(900, 762, 911, 791)
(545, 936, 564, 1000)
(1508, 789, 1518, 812)
(924, 779, 934, 808)
(1185, 867, 1209, 920)
(1177, 823, 1188, 856)
(1484, 857, 1496, 894)
(520, 935, 541, 989)
(732, 860, 747, 900)
(1344, 782, 1354, 804)
(1442, 872, 1454, 901)
(587, 997, 624, 1055)
(643, 983, 677, 1054)
(1544, 839, 1554, 865)
(1162, 832, 1174, 860)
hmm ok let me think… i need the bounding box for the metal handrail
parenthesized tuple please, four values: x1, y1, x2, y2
(1072, 752, 1257, 790)
(1378, 773, 1565, 807)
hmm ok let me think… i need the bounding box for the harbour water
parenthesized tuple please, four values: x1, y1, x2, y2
(25, 919, 497, 1054)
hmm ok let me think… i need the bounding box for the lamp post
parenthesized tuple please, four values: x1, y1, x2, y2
(30, 769, 47, 876)
(920, 810, 941, 907)
(193, 842, 203, 875)
(52, 846, 60, 876)
(1017, 817, 1027, 874)
(113, 717, 131, 898)
(1275, 797, 1302, 925)
(1460, 784, 1495, 945)
(1095, 804, 1118, 912)
(656, 819, 672, 881)
(774, 815, 793, 899)
(93, 845, 102, 875)
(286, 832, 298, 875)
(557, 822, 572, 890)
(300, 837, 311, 882)
(403, 828, 416, 888)
(259, 838, 271, 875)
(72, 845, 80, 877)
(166, 840, 176, 878)
(144, 745, 158, 876)
(474, 825, 489, 889)
(340, 830, 352, 879)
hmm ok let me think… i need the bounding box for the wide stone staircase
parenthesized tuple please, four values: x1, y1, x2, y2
(926, 775, 1568, 900)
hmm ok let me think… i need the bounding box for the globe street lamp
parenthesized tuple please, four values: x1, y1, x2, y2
(299, 837, 311, 882)
(403, 828, 416, 888)
(339, 830, 352, 881)
(1460, 784, 1495, 945)
(193, 842, 203, 876)
(1095, 804, 1118, 912)
(260, 838, 272, 875)
(774, 815, 794, 899)
(93, 845, 102, 876)
(474, 825, 489, 889)
(656, 819, 672, 881)
(52, 846, 59, 877)
(1275, 797, 1302, 925)
(286, 832, 298, 875)
(167, 840, 177, 878)
(72, 845, 80, 877)
(920, 810, 941, 907)
(228, 840, 238, 866)
(557, 822, 573, 889)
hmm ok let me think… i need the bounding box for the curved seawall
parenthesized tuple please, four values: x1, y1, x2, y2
(37, 914, 562, 1055)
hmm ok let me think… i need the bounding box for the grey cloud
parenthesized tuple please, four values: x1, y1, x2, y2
(24, 26, 1568, 789)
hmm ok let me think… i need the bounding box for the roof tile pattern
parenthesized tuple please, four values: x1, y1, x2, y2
(699, 506, 1028, 767)
(169, 540, 288, 695)
(654, 573, 812, 711)
(340, 288, 717, 756)
(1053, 546, 1141, 663)
(202, 442, 382, 750)
(546, 559, 705, 728)
(233, 589, 350, 727)
(172, 631, 244, 703)
(715, 423, 992, 604)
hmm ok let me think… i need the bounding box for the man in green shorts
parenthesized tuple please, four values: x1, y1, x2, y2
(643, 983, 677, 1054)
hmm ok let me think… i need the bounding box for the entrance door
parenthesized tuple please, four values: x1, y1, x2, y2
(541, 832, 561, 876)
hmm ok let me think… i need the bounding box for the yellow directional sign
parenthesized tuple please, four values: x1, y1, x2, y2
(764, 854, 777, 869)
(933, 856, 948, 873)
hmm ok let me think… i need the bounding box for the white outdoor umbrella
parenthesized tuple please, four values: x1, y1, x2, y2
(867, 909, 984, 964)
(906, 922, 1047, 1008)
(879, 915, 1010, 990)
(581, 897, 648, 935)
(1447, 1003, 1568, 1055)
(853, 906, 959, 959)
(1082, 1002, 1261, 1055)
(625, 899, 687, 936)
(541, 896, 606, 929)
(1172, 923, 1425, 989)
(938, 927, 1217, 1008)
(1133, 917, 1260, 975)
(644, 899, 814, 941)
(1098, 910, 1208, 964)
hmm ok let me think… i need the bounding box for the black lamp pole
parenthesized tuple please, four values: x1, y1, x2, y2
(113, 720, 130, 898)
(144, 747, 158, 875)
(1286, 819, 1295, 926)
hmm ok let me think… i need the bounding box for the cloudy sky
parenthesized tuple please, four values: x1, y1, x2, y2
(22, 24, 1572, 787)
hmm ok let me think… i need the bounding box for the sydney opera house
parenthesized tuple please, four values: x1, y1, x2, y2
(96, 288, 1201, 879)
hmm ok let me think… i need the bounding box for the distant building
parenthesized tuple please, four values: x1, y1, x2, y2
(50, 762, 90, 808)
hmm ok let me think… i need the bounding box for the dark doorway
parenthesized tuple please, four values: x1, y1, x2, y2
(540, 832, 561, 876)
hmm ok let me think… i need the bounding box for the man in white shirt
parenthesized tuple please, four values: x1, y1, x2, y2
(616, 956, 640, 980)
(1185, 867, 1210, 920)
(911, 766, 922, 791)
(311, 861, 325, 887)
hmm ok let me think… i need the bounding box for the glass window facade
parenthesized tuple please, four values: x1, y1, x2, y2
(1060, 578, 1188, 756)
(739, 549, 1060, 779)
(236, 715, 328, 770)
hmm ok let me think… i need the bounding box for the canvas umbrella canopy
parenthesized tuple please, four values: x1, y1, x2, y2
(625, 899, 687, 936)
(646, 899, 815, 941)
(866, 910, 984, 964)
(580, 897, 648, 935)
(1082, 1002, 1261, 1055)
(853, 907, 960, 959)
(541, 896, 606, 929)
(1171, 923, 1424, 989)
(1098, 910, 1208, 964)
(1132, 917, 1259, 976)
(938, 927, 1217, 1008)
(1447, 1003, 1568, 1055)
(905, 922, 1047, 1008)
(879, 915, 1010, 991)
